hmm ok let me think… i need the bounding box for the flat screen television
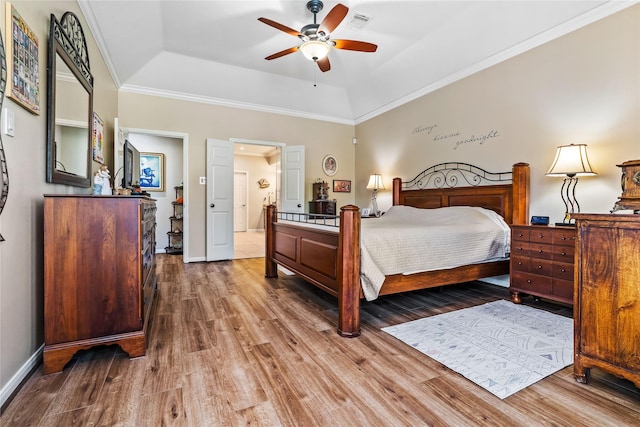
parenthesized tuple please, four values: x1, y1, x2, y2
(122, 140, 141, 190)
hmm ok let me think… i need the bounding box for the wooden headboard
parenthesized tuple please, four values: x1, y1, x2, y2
(392, 162, 529, 225)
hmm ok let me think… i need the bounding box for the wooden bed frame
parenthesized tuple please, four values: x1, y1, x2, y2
(265, 162, 530, 337)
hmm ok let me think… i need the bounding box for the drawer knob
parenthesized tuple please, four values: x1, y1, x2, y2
(538, 249, 543, 253)
(518, 233, 524, 237)
(561, 268, 566, 272)
(537, 265, 543, 269)
(538, 234, 544, 239)
(527, 279, 532, 284)
(518, 261, 523, 265)
(561, 251, 566, 256)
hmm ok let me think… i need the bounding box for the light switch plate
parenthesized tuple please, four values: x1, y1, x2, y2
(199, 177, 206, 184)
(2, 108, 15, 136)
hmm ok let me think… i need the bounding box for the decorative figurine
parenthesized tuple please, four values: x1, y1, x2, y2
(93, 165, 112, 195)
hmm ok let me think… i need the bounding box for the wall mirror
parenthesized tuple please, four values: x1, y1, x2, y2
(46, 12, 93, 187)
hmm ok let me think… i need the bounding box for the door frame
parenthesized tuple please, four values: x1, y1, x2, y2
(120, 125, 189, 263)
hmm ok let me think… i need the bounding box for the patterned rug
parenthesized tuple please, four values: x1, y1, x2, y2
(382, 299, 573, 399)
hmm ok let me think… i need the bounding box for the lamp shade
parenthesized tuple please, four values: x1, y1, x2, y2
(300, 40, 330, 61)
(546, 143, 596, 177)
(366, 174, 384, 190)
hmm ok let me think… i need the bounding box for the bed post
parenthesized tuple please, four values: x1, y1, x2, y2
(264, 204, 278, 278)
(337, 205, 361, 337)
(511, 163, 530, 225)
(392, 177, 401, 205)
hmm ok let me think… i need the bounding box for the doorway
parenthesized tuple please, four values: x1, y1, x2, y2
(206, 139, 304, 261)
(231, 139, 282, 259)
(115, 119, 189, 262)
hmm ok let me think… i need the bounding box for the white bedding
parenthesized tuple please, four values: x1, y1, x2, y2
(359, 205, 511, 301)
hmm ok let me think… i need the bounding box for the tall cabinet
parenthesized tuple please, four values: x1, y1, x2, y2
(573, 213, 640, 388)
(43, 195, 157, 374)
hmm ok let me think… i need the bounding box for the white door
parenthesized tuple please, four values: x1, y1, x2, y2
(113, 118, 128, 188)
(281, 145, 305, 213)
(234, 171, 247, 232)
(206, 139, 234, 261)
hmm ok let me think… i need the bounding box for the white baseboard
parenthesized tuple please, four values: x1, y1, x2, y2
(1, 344, 43, 408)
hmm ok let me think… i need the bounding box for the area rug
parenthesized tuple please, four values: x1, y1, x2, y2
(382, 299, 573, 399)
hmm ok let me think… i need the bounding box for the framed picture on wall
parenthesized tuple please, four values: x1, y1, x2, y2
(322, 154, 338, 176)
(140, 152, 165, 192)
(333, 179, 351, 193)
(4, 2, 39, 114)
(92, 112, 105, 163)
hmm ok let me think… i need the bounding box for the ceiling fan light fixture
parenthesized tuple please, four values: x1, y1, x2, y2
(300, 40, 330, 61)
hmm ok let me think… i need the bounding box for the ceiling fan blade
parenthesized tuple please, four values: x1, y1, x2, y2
(332, 40, 378, 52)
(317, 56, 330, 72)
(258, 17, 302, 37)
(265, 46, 299, 60)
(320, 3, 348, 34)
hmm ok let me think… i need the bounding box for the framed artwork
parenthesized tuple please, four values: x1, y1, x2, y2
(333, 179, 351, 193)
(322, 154, 338, 176)
(361, 208, 371, 217)
(140, 152, 165, 192)
(4, 2, 39, 114)
(92, 112, 104, 163)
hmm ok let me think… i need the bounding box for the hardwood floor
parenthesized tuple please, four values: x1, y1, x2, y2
(2, 255, 639, 426)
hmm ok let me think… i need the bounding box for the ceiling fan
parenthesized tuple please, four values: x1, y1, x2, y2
(258, 0, 377, 72)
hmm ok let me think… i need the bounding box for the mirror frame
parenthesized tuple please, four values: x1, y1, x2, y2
(46, 12, 93, 187)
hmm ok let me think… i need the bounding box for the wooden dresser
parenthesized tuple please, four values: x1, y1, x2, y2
(43, 195, 157, 374)
(572, 213, 640, 387)
(510, 224, 575, 304)
(308, 200, 336, 216)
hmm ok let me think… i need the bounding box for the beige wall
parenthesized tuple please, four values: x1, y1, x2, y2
(117, 93, 356, 259)
(0, 0, 118, 401)
(355, 5, 640, 224)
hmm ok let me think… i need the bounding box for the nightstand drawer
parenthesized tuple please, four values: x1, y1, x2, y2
(529, 228, 553, 244)
(552, 230, 576, 246)
(552, 278, 574, 302)
(512, 228, 530, 242)
(511, 256, 530, 272)
(551, 262, 574, 281)
(552, 244, 574, 262)
(529, 259, 553, 276)
(511, 271, 553, 294)
(511, 242, 530, 257)
(529, 243, 552, 260)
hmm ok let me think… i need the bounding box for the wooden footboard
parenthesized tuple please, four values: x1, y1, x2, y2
(265, 205, 361, 336)
(265, 162, 530, 337)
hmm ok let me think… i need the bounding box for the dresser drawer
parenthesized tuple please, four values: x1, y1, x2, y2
(511, 241, 530, 257)
(529, 258, 553, 277)
(552, 244, 574, 262)
(552, 229, 576, 246)
(511, 271, 553, 294)
(551, 262, 574, 281)
(512, 227, 530, 242)
(511, 256, 530, 272)
(529, 228, 553, 244)
(529, 243, 552, 260)
(552, 278, 574, 302)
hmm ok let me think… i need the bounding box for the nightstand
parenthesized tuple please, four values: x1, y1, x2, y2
(510, 224, 575, 305)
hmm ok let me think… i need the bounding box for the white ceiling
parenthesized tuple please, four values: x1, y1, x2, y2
(79, 1, 634, 124)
